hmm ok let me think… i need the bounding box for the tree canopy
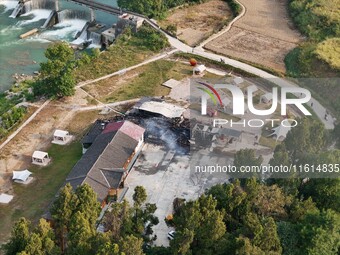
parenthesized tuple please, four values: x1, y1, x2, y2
(33, 42, 76, 98)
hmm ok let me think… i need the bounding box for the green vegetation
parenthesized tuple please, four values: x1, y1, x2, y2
(0, 106, 27, 139)
(117, 0, 207, 18)
(0, 142, 82, 244)
(33, 42, 77, 99)
(224, 0, 241, 16)
(315, 38, 340, 70)
(75, 26, 169, 82)
(2, 186, 158, 255)
(286, 0, 340, 117)
(118, 0, 241, 18)
(289, 0, 339, 41)
(286, 0, 340, 76)
(103, 60, 191, 102)
(169, 178, 340, 255)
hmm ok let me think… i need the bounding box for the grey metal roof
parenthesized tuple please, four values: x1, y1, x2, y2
(66, 130, 139, 201)
(81, 120, 107, 144)
(101, 169, 124, 189)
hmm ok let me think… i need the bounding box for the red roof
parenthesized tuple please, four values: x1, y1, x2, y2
(102, 121, 124, 134)
(102, 121, 145, 141)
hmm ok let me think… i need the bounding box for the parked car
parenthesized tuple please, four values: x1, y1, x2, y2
(167, 230, 176, 240)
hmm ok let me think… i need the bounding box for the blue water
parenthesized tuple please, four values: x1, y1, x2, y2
(0, 0, 118, 92)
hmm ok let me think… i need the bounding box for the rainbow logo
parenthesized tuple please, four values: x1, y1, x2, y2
(197, 81, 223, 107)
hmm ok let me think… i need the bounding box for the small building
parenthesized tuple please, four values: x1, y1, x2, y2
(261, 93, 273, 104)
(52, 129, 72, 145)
(116, 13, 144, 37)
(193, 65, 206, 75)
(12, 170, 33, 184)
(233, 77, 244, 86)
(66, 120, 145, 206)
(102, 27, 116, 46)
(32, 151, 50, 166)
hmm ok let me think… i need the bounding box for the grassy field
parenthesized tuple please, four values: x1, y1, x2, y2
(104, 60, 188, 102)
(84, 60, 193, 102)
(75, 28, 169, 82)
(0, 142, 82, 244)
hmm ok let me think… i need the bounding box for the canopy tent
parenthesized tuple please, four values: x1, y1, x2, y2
(269, 122, 291, 141)
(32, 151, 48, 159)
(54, 129, 69, 137)
(193, 65, 206, 75)
(261, 93, 273, 103)
(0, 193, 13, 204)
(12, 170, 32, 182)
(52, 129, 72, 145)
(233, 77, 244, 86)
(32, 151, 50, 166)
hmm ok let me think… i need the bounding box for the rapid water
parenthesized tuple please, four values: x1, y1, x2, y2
(0, 0, 118, 92)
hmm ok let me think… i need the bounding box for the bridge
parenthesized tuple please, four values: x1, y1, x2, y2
(67, 0, 160, 29)
(66, 0, 154, 23)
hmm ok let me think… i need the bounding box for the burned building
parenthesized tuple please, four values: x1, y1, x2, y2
(66, 120, 145, 206)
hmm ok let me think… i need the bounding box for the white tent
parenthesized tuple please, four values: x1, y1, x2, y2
(246, 84, 258, 93)
(261, 93, 273, 103)
(193, 65, 206, 75)
(0, 193, 13, 204)
(32, 151, 50, 166)
(52, 129, 72, 145)
(269, 122, 291, 141)
(233, 77, 244, 86)
(12, 170, 32, 182)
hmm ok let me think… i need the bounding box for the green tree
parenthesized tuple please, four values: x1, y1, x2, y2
(75, 183, 101, 226)
(301, 178, 340, 212)
(23, 219, 60, 255)
(34, 42, 76, 98)
(277, 221, 300, 255)
(171, 228, 194, 255)
(67, 211, 95, 255)
(50, 183, 77, 252)
(172, 195, 226, 254)
(298, 210, 340, 255)
(3, 218, 31, 255)
(284, 118, 326, 162)
(104, 200, 133, 240)
(133, 186, 147, 208)
(95, 242, 122, 255)
(234, 149, 263, 179)
(253, 184, 290, 218)
(120, 235, 145, 255)
(254, 217, 282, 254)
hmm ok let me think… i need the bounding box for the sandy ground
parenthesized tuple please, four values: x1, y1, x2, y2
(0, 88, 94, 194)
(205, 0, 303, 73)
(160, 0, 232, 46)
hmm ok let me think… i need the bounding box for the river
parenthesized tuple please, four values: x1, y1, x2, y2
(0, 0, 118, 92)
